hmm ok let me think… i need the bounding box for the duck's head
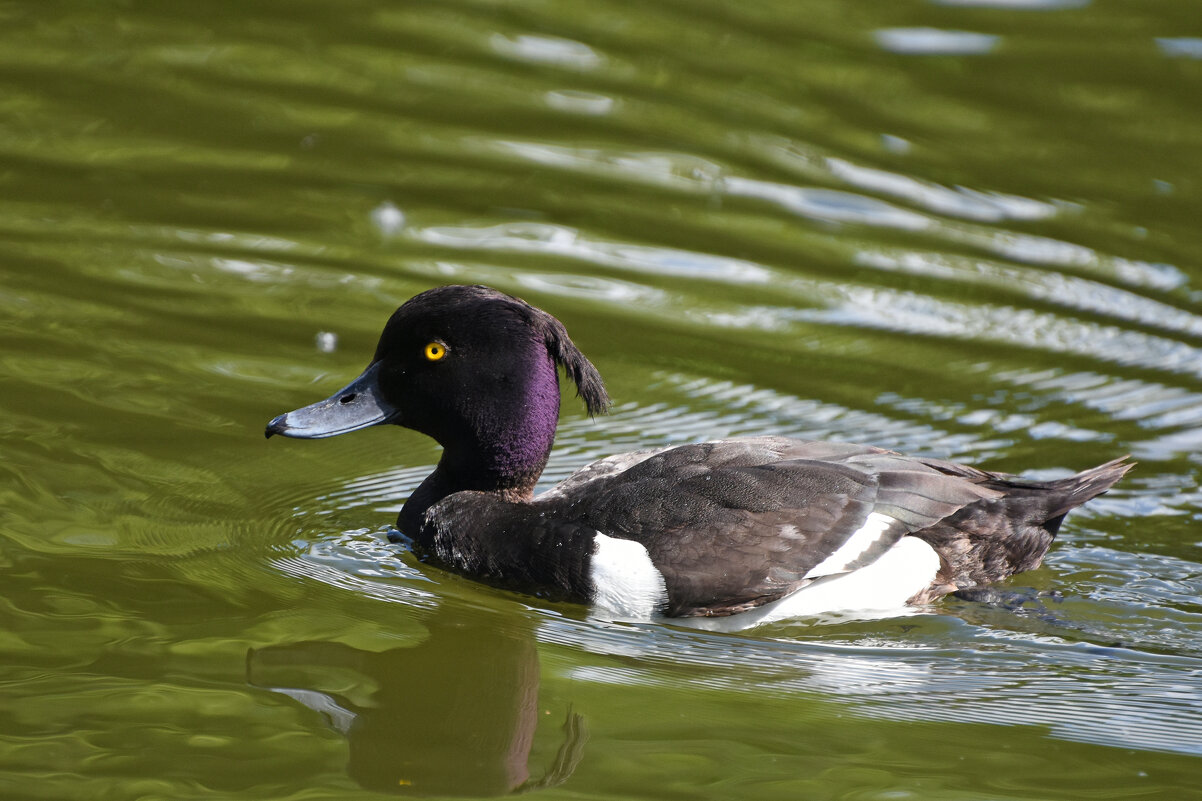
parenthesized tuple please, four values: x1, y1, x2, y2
(266, 285, 610, 500)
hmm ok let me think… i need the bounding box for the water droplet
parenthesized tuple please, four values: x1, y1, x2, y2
(371, 201, 405, 236)
(316, 331, 338, 353)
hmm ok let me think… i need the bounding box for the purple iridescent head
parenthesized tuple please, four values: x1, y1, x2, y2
(266, 285, 610, 503)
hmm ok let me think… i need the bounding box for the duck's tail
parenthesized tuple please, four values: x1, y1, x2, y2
(910, 456, 1133, 596)
(1028, 456, 1134, 536)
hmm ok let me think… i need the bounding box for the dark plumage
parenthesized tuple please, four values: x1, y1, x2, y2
(266, 285, 1132, 624)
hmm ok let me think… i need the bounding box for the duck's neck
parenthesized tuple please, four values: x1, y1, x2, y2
(397, 352, 561, 540)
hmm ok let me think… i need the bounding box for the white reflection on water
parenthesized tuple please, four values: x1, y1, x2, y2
(544, 90, 616, 115)
(480, 136, 1187, 295)
(854, 249, 1202, 335)
(513, 272, 664, 305)
(793, 285, 1202, 380)
(415, 221, 772, 283)
(805, 644, 1202, 755)
(999, 370, 1202, 430)
(722, 177, 932, 230)
(874, 28, 1001, 56)
(489, 34, 605, 70)
(826, 159, 1058, 222)
(1157, 38, 1202, 60)
(488, 140, 724, 191)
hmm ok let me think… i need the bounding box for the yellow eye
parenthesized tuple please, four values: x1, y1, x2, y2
(423, 342, 447, 361)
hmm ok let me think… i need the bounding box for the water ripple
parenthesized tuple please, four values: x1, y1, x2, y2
(723, 177, 932, 229)
(795, 286, 1202, 380)
(828, 159, 1059, 222)
(855, 249, 1202, 336)
(539, 613, 1202, 756)
(414, 221, 772, 284)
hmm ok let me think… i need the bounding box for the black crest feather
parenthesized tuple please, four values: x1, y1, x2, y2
(533, 305, 611, 417)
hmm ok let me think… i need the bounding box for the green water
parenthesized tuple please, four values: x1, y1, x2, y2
(2, 1, 1201, 798)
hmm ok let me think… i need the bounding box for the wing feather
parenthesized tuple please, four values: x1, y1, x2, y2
(545, 440, 997, 617)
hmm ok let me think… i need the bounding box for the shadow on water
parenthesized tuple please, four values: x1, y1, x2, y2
(248, 607, 587, 796)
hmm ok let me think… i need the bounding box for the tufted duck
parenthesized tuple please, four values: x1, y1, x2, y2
(266, 285, 1131, 628)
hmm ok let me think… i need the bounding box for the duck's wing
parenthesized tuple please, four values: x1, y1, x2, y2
(537, 445, 678, 501)
(572, 439, 1001, 617)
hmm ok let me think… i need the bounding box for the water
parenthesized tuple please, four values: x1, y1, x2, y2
(2, 1, 1201, 798)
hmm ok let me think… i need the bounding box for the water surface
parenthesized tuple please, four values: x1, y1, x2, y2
(2, 1, 1201, 799)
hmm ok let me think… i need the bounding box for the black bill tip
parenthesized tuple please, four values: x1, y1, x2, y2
(265, 414, 289, 439)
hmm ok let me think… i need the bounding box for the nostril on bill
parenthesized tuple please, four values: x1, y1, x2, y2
(339, 393, 357, 405)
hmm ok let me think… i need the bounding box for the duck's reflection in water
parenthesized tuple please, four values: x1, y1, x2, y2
(248, 610, 586, 796)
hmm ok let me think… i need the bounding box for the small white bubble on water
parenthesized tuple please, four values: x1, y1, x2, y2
(370, 201, 405, 236)
(316, 331, 338, 353)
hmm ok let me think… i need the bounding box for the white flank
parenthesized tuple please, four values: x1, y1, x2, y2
(677, 536, 941, 633)
(804, 511, 898, 579)
(589, 533, 669, 620)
